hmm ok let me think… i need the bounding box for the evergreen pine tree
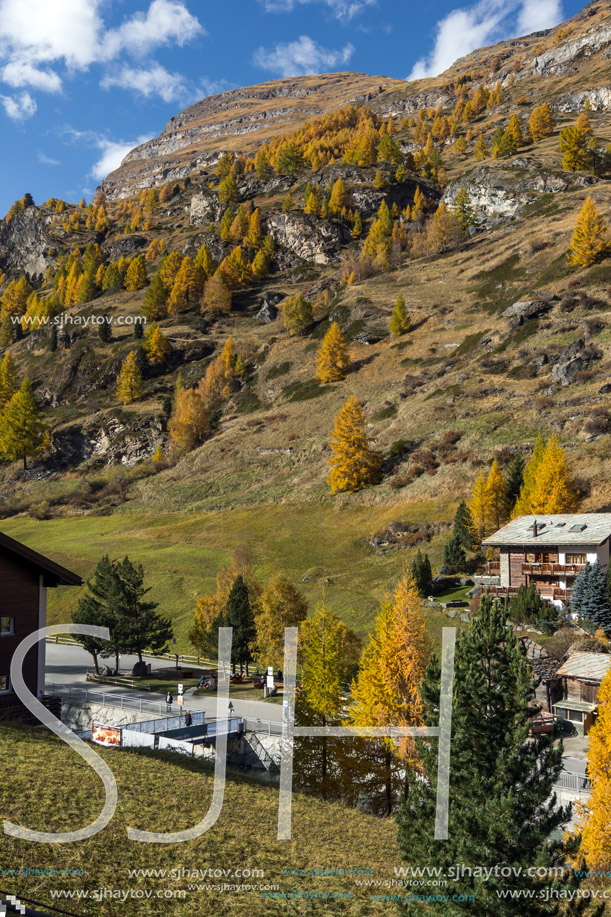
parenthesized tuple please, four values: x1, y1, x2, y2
(0, 378, 48, 470)
(571, 562, 611, 633)
(225, 574, 256, 674)
(49, 324, 58, 353)
(71, 555, 119, 673)
(410, 549, 433, 597)
(397, 594, 571, 915)
(133, 319, 144, 340)
(443, 534, 466, 574)
(449, 187, 476, 232)
(316, 322, 350, 382)
(98, 319, 112, 343)
(506, 452, 525, 510)
(453, 500, 474, 550)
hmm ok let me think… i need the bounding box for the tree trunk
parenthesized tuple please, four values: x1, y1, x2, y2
(138, 649, 143, 664)
(91, 651, 99, 675)
(385, 747, 393, 816)
(115, 651, 120, 674)
(322, 715, 327, 800)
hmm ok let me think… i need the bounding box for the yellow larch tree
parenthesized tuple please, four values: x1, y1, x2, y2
(528, 434, 579, 514)
(201, 271, 232, 316)
(528, 103, 554, 143)
(123, 255, 148, 291)
(115, 351, 142, 404)
(145, 323, 172, 365)
(0, 351, 19, 408)
(328, 396, 382, 494)
(254, 577, 308, 669)
(468, 470, 491, 542)
(316, 322, 350, 383)
(512, 433, 546, 518)
(168, 387, 210, 453)
(567, 197, 609, 269)
(574, 664, 611, 871)
(486, 459, 509, 530)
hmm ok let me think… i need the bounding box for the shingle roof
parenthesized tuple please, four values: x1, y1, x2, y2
(555, 652, 611, 682)
(482, 514, 611, 547)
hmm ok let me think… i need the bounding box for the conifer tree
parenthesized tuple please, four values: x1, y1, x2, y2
(225, 574, 256, 674)
(0, 352, 18, 408)
(229, 207, 249, 244)
(559, 124, 590, 172)
(453, 500, 474, 550)
(159, 251, 184, 289)
(352, 210, 362, 239)
(575, 664, 611, 870)
(245, 208, 263, 247)
(398, 595, 571, 914)
(473, 134, 489, 160)
(507, 114, 524, 146)
(281, 294, 313, 336)
(328, 396, 382, 494)
(219, 246, 251, 289)
(251, 250, 268, 280)
(123, 255, 148, 291)
(512, 433, 546, 518)
(443, 535, 467, 573)
(468, 470, 490, 542)
(102, 262, 122, 292)
(529, 103, 555, 142)
(145, 323, 172, 365)
(328, 177, 348, 214)
(168, 387, 210, 453)
(389, 293, 411, 335)
(567, 197, 609, 269)
(115, 351, 142, 405)
(571, 562, 611, 633)
(95, 205, 109, 234)
(449, 187, 476, 232)
(254, 577, 308, 669)
(411, 549, 433, 597)
(350, 575, 430, 813)
(486, 458, 509, 530)
(316, 322, 350, 383)
(98, 319, 112, 343)
(141, 273, 168, 321)
(281, 193, 293, 212)
(0, 378, 48, 470)
(218, 174, 239, 206)
(506, 452, 525, 510)
(219, 207, 233, 241)
(201, 271, 232, 316)
(194, 243, 217, 279)
(529, 434, 579, 514)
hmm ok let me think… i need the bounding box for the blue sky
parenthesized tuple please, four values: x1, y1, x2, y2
(0, 0, 584, 214)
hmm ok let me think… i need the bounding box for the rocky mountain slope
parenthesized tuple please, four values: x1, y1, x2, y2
(1, 1, 611, 636)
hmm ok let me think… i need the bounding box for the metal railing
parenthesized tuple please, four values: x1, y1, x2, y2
(554, 771, 591, 793)
(45, 683, 282, 735)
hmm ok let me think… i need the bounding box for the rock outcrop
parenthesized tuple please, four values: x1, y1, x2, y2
(266, 211, 351, 264)
(0, 206, 55, 276)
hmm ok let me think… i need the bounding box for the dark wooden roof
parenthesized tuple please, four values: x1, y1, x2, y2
(0, 531, 82, 587)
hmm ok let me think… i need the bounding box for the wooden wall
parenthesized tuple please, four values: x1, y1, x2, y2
(0, 554, 40, 707)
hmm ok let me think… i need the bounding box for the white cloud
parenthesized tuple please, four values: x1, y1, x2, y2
(260, 0, 375, 20)
(0, 0, 203, 119)
(408, 0, 565, 80)
(1, 90, 36, 119)
(518, 0, 563, 34)
(253, 34, 354, 77)
(37, 151, 61, 165)
(100, 0, 203, 59)
(101, 64, 188, 103)
(1, 59, 62, 92)
(89, 134, 153, 180)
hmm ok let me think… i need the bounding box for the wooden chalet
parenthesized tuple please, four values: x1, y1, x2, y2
(482, 513, 611, 607)
(552, 651, 611, 735)
(0, 531, 81, 719)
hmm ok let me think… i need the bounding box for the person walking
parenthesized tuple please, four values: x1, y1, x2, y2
(185, 710, 192, 727)
(166, 690, 173, 712)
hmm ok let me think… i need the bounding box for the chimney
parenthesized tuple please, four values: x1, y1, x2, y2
(533, 519, 538, 538)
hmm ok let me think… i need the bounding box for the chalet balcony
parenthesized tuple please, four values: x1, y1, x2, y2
(487, 561, 500, 575)
(486, 585, 571, 604)
(521, 562, 585, 577)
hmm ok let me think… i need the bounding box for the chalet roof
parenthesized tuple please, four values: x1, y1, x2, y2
(0, 531, 82, 587)
(555, 652, 611, 683)
(483, 514, 611, 547)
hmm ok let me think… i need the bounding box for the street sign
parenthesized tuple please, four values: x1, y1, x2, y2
(177, 695, 184, 706)
(178, 684, 184, 695)
(267, 666, 275, 690)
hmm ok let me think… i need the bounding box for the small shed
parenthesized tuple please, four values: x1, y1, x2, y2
(553, 651, 611, 734)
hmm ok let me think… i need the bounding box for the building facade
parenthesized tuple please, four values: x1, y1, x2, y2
(0, 531, 81, 718)
(482, 514, 611, 606)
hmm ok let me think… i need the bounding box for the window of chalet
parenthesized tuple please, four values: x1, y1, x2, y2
(0, 675, 9, 693)
(566, 554, 587, 565)
(0, 617, 14, 635)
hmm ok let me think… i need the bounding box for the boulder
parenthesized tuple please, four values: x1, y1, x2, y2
(256, 292, 284, 323)
(265, 211, 351, 264)
(502, 300, 552, 320)
(550, 338, 601, 386)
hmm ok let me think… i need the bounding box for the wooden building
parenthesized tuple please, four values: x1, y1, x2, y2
(482, 514, 611, 607)
(0, 531, 81, 718)
(552, 651, 611, 735)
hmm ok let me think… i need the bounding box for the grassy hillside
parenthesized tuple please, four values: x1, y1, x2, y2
(0, 722, 398, 916)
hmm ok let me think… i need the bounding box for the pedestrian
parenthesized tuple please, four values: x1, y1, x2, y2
(166, 690, 173, 712)
(185, 710, 192, 727)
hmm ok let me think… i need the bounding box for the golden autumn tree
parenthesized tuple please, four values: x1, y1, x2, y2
(201, 271, 232, 316)
(350, 574, 430, 813)
(512, 433, 546, 518)
(528, 103, 554, 143)
(528, 434, 579, 514)
(168, 387, 210, 453)
(115, 351, 142, 404)
(328, 177, 348, 214)
(123, 255, 148, 291)
(389, 294, 411, 335)
(0, 378, 48, 471)
(316, 322, 350, 383)
(254, 576, 308, 669)
(0, 351, 19, 408)
(567, 197, 609, 269)
(144, 323, 172, 365)
(486, 459, 509, 530)
(574, 664, 611, 871)
(468, 470, 491, 542)
(328, 396, 382, 494)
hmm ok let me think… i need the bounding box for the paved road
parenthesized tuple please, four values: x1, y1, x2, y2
(45, 643, 283, 724)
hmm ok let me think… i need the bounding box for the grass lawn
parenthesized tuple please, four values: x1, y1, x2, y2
(0, 722, 398, 917)
(434, 585, 472, 604)
(0, 499, 453, 650)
